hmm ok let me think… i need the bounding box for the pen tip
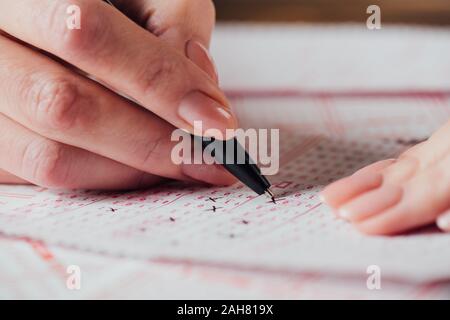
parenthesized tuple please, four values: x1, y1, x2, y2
(264, 189, 275, 199)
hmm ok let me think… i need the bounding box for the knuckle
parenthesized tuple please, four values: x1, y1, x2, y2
(22, 140, 68, 188)
(133, 133, 167, 168)
(138, 52, 182, 94)
(429, 162, 449, 187)
(28, 78, 80, 131)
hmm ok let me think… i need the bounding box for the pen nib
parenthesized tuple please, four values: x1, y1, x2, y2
(264, 188, 275, 200)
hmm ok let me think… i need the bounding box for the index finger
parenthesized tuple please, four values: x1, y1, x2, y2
(0, 0, 236, 137)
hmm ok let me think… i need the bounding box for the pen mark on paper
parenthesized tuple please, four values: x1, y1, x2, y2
(206, 206, 222, 212)
(267, 197, 285, 204)
(206, 197, 222, 203)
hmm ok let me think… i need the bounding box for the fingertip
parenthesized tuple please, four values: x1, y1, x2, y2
(213, 166, 239, 186)
(338, 208, 352, 220)
(319, 192, 327, 204)
(181, 163, 237, 186)
(337, 185, 403, 222)
(353, 215, 398, 236)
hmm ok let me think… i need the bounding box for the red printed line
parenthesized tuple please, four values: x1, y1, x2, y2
(287, 202, 323, 224)
(320, 98, 343, 136)
(27, 239, 54, 261)
(159, 191, 194, 207)
(228, 195, 258, 212)
(414, 282, 440, 299)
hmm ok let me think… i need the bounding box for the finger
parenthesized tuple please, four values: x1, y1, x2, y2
(112, 0, 218, 82)
(382, 156, 419, 185)
(352, 159, 396, 176)
(320, 170, 383, 209)
(0, 113, 161, 190)
(355, 155, 450, 235)
(437, 209, 450, 232)
(181, 163, 236, 186)
(338, 155, 427, 221)
(153, 0, 219, 83)
(320, 159, 394, 209)
(113, 0, 215, 49)
(338, 185, 403, 222)
(0, 0, 236, 137)
(0, 34, 233, 185)
(399, 120, 450, 167)
(0, 169, 29, 184)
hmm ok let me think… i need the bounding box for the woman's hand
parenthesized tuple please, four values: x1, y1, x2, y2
(0, 0, 237, 189)
(321, 120, 450, 234)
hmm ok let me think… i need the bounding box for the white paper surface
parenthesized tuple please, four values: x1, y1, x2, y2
(1, 95, 449, 282)
(2, 237, 449, 299)
(212, 24, 450, 92)
(1, 25, 450, 299)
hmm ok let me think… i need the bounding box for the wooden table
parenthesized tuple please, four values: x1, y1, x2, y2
(214, 0, 450, 25)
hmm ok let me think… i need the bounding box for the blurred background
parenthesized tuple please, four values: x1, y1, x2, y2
(213, 0, 450, 25)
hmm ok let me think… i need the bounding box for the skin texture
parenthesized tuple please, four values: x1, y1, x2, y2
(321, 120, 450, 235)
(0, 0, 237, 190)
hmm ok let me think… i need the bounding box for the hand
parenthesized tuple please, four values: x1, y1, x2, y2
(0, 0, 237, 189)
(321, 120, 450, 234)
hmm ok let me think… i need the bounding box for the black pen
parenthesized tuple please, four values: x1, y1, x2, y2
(198, 137, 274, 199)
(103, 0, 274, 198)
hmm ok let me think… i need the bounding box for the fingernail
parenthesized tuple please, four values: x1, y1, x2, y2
(339, 185, 403, 221)
(179, 91, 238, 138)
(186, 40, 219, 83)
(437, 211, 450, 231)
(319, 193, 326, 203)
